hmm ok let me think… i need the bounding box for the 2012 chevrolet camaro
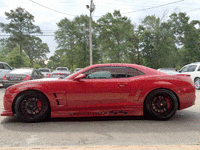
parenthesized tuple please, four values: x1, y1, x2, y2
(1, 64, 196, 122)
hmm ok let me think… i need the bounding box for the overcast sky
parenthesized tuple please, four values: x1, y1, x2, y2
(0, 0, 200, 58)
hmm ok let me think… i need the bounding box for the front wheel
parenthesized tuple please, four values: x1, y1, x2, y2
(144, 89, 178, 120)
(194, 78, 200, 90)
(14, 91, 50, 122)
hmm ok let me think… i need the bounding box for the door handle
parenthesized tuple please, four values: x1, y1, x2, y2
(118, 83, 127, 87)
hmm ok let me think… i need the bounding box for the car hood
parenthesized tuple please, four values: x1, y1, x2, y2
(33, 78, 60, 81)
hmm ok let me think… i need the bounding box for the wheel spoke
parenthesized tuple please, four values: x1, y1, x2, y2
(20, 96, 43, 117)
(151, 95, 173, 115)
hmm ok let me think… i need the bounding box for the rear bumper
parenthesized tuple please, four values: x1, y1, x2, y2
(2, 80, 22, 87)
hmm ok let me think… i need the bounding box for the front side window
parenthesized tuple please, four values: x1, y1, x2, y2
(84, 66, 144, 79)
(180, 65, 197, 72)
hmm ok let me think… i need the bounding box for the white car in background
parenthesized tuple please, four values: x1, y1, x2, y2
(179, 62, 200, 89)
(38, 68, 51, 77)
(47, 67, 71, 79)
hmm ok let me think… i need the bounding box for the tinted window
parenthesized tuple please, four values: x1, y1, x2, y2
(180, 65, 197, 72)
(84, 66, 144, 79)
(56, 67, 68, 70)
(39, 69, 50, 72)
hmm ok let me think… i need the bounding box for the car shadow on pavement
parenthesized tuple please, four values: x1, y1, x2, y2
(1, 109, 200, 134)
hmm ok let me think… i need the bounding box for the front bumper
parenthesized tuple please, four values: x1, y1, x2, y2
(1, 110, 13, 116)
(1, 88, 15, 116)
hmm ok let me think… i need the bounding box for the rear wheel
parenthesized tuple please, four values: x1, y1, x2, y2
(194, 78, 200, 90)
(144, 89, 178, 120)
(14, 91, 49, 122)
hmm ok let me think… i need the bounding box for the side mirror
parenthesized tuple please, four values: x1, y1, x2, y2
(74, 74, 86, 81)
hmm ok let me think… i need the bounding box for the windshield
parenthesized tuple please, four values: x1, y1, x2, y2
(56, 67, 68, 70)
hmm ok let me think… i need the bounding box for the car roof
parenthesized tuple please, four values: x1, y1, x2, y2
(9, 68, 33, 74)
(186, 62, 200, 65)
(68, 63, 164, 79)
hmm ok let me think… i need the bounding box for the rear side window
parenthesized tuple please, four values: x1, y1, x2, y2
(84, 66, 144, 79)
(197, 66, 200, 71)
(0, 63, 3, 69)
(0, 63, 11, 70)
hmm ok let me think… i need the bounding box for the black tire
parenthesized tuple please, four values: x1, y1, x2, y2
(2, 83, 8, 89)
(144, 89, 178, 120)
(194, 78, 200, 90)
(14, 91, 49, 122)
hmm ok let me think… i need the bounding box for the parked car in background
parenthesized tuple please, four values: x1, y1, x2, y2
(157, 68, 176, 71)
(47, 69, 71, 79)
(1, 63, 195, 122)
(38, 68, 51, 77)
(157, 68, 179, 75)
(179, 62, 200, 89)
(74, 68, 83, 73)
(2, 68, 44, 88)
(0, 62, 13, 85)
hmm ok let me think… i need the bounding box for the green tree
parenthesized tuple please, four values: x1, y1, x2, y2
(168, 12, 200, 66)
(7, 46, 30, 68)
(139, 15, 177, 68)
(54, 15, 100, 69)
(97, 10, 135, 63)
(0, 7, 42, 66)
(23, 36, 50, 67)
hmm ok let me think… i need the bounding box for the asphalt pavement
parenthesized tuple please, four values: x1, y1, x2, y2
(0, 86, 200, 150)
(0, 145, 200, 150)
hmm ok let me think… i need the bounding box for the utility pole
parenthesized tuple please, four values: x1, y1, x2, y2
(86, 0, 95, 65)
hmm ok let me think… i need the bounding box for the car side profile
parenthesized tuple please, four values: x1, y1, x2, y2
(1, 63, 196, 122)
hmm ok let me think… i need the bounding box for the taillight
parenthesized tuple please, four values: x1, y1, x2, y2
(47, 73, 51, 78)
(3, 75, 7, 80)
(23, 75, 31, 80)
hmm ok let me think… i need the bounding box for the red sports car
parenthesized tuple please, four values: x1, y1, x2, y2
(1, 64, 196, 122)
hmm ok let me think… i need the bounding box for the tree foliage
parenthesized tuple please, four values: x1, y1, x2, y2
(1, 8, 200, 71)
(0, 7, 49, 67)
(97, 10, 136, 63)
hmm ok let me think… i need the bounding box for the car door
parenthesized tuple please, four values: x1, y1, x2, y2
(66, 66, 131, 111)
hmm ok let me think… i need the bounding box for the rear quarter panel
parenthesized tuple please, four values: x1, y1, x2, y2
(128, 74, 195, 110)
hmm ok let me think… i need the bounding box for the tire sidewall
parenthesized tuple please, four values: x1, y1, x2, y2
(194, 78, 200, 90)
(145, 89, 178, 120)
(14, 91, 49, 122)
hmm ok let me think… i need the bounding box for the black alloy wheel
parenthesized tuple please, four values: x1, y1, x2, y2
(145, 89, 178, 120)
(14, 91, 49, 122)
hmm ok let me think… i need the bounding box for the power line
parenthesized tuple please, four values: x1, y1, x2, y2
(0, 35, 54, 37)
(186, 8, 200, 13)
(29, 0, 76, 16)
(121, 0, 184, 14)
